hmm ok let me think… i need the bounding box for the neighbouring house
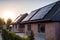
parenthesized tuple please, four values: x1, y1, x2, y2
(3, 24, 7, 29)
(11, 13, 28, 33)
(21, 1, 60, 40)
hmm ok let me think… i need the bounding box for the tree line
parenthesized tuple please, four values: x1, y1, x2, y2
(0, 18, 12, 30)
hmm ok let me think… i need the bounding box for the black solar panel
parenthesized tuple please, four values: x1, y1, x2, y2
(51, 7, 60, 21)
(30, 3, 56, 20)
(55, 7, 60, 17)
(16, 13, 28, 23)
(14, 13, 28, 23)
(55, 7, 60, 14)
(22, 9, 39, 21)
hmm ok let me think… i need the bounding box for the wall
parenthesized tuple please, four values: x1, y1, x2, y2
(31, 24, 38, 36)
(24, 23, 45, 37)
(24, 22, 60, 40)
(24, 24, 38, 36)
(45, 22, 60, 40)
(11, 24, 19, 32)
(24, 24, 28, 37)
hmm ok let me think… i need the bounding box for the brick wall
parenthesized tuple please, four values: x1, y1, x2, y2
(24, 22, 60, 40)
(31, 24, 38, 36)
(24, 24, 38, 36)
(45, 22, 60, 40)
(25, 24, 28, 36)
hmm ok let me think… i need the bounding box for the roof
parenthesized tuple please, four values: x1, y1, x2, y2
(11, 13, 28, 24)
(22, 1, 60, 23)
(22, 9, 40, 21)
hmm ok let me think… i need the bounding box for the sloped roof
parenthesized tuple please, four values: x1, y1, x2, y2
(22, 9, 40, 21)
(22, 1, 60, 23)
(30, 2, 56, 20)
(11, 13, 28, 24)
(16, 13, 28, 24)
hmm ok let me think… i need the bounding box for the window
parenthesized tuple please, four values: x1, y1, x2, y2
(28, 24, 31, 31)
(38, 24, 45, 33)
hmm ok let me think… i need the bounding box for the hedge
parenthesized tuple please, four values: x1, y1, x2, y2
(2, 29, 29, 40)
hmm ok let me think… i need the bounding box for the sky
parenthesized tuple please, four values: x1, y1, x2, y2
(0, 0, 58, 21)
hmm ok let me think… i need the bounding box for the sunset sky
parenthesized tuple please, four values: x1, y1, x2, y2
(0, 0, 58, 21)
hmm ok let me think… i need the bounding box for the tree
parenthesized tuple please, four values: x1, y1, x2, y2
(6, 18, 12, 29)
(7, 18, 12, 25)
(0, 18, 5, 29)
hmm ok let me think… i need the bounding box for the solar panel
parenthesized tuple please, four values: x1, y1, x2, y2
(51, 7, 60, 20)
(30, 3, 56, 20)
(14, 16, 21, 23)
(22, 9, 39, 21)
(55, 7, 60, 14)
(16, 13, 28, 23)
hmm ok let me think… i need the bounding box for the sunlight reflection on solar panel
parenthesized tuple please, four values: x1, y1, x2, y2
(22, 9, 38, 21)
(14, 16, 21, 23)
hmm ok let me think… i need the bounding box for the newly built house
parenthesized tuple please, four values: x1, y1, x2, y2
(11, 13, 28, 32)
(21, 1, 60, 40)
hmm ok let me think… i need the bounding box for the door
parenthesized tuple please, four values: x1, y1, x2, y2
(36, 23, 45, 40)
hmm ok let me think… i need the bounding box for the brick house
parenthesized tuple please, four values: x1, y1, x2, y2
(11, 13, 28, 32)
(21, 1, 60, 40)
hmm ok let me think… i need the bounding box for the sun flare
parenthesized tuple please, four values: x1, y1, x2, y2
(3, 10, 15, 21)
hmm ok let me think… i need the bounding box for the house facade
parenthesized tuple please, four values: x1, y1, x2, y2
(21, 1, 60, 40)
(11, 13, 28, 33)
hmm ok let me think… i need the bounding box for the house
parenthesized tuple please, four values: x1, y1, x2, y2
(11, 13, 28, 33)
(3, 24, 7, 29)
(21, 1, 60, 40)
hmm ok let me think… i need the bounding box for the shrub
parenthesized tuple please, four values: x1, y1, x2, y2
(28, 30, 34, 40)
(2, 29, 29, 40)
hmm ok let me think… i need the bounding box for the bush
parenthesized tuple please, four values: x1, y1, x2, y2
(28, 30, 34, 40)
(2, 29, 29, 40)
(0, 25, 3, 30)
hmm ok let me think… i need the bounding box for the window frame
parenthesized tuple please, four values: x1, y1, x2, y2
(38, 23, 45, 33)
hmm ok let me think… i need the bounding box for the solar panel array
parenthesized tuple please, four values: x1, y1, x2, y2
(22, 9, 39, 21)
(30, 3, 56, 20)
(51, 7, 60, 21)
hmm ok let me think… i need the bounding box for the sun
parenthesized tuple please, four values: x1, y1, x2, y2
(3, 10, 15, 21)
